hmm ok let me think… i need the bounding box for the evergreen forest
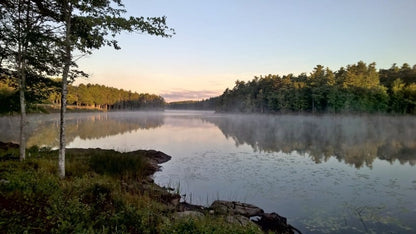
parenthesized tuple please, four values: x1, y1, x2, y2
(0, 68, 165, 113)
(212, 61, 416, 114)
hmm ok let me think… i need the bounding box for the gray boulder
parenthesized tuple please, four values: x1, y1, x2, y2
(210, 200, 264, 217)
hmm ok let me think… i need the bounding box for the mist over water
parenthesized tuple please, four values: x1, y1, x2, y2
(0, 110, 415, 233)
(202, 114, 416, 168)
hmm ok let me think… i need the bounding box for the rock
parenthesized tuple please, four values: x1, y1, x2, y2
(210, 200, 264, 217)
(174, 211, 204, 219)
(254, 212, 302, 234)
(209, 201, 301, 233)
(226, 215, 251, 226)
(179, 202, 205, 212)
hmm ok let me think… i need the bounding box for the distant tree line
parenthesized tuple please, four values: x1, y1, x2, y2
(49, 83, 165, 110)
(167, 99, 218, 110)
(215, 62, 416, 114)
(0, 69, 165, 113)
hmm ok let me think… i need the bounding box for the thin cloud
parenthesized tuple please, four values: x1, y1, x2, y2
(161, 89, 222, 102)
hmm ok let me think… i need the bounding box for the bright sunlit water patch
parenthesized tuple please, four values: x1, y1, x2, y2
(0, 110, 415, 233)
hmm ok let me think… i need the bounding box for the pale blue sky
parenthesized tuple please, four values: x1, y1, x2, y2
(76, 0, 416, 102)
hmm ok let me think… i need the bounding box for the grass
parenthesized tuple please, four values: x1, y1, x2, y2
(0, 145, 262, 233)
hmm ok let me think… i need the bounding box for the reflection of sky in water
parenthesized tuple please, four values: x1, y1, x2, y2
(157, 150, 416, 233)
(1, 111, 416, 233)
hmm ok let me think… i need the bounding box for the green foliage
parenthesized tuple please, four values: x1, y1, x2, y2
(0, 71, 19, 113)
(0, 68, 61, 114)
(0, 160, 60, 232)
(216, 62, 416, 114)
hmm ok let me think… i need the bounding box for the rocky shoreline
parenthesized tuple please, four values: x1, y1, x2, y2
(146, 149, 301, 233)
(173, 200, 301, 234)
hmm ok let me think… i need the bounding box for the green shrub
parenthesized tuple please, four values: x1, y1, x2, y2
(0, 160, 60, 233)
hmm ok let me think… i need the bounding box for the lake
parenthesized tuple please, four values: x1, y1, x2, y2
(1, 110, 415, 233)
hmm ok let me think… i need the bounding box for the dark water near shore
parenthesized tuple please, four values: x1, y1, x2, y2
(1, 110, 415, 233)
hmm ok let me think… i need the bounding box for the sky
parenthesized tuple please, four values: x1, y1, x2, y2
(75, 0, 416, 102)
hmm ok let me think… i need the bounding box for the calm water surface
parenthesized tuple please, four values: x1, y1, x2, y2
(1, 110, 415, 233)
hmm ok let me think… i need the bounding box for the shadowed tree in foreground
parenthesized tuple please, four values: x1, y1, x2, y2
(1, 0, 174, 178)
(0, 0, 61, 161)
(51, 0, 174, 178)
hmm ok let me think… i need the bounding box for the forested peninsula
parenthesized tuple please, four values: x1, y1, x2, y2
(177, 62, 416, 114)
(0, 68, 165, 114)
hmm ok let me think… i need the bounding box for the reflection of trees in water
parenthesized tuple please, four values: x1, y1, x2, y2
(204, 114, 416, 168)
(0, 112, 164, 148)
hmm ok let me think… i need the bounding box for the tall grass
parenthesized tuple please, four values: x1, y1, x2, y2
(88, 152, 147, 179)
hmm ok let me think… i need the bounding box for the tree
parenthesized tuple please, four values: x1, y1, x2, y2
(0, 0, 59, 160)
(308, 65, 331, 112)
(52, 0, 174, 178)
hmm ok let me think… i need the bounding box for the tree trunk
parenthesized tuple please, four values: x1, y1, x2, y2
(59, 72, 68, 178)
(17, 0, 26, 161)
(59, 1, 72, 179)
(18, 61, 26, 161)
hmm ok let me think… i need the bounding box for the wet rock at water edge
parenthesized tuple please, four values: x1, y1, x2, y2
(179, 202, 206, 212)
(210, 200, 264, 217)
(209, 200, 301, 233)
(253, 212, 302, 234)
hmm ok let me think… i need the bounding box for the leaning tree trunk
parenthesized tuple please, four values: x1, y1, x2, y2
(59, 2, 72, 179)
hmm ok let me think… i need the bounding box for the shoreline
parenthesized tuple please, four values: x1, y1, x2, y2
(0, 142, 300, 233)
(2, 106, 415, 118)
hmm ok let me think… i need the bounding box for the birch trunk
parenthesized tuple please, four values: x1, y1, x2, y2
(18, 60, 26, 161)
(17, 0, 26, 161)
(59, 1, 72, 179)
(59, 71, 67, 178)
